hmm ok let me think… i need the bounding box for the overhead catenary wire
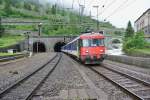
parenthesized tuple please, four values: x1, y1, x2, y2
(104, 0, 137, 21)
(102, 0, 108, 7)
(98, 0, 117, 16)
(104, 0, 129, 20)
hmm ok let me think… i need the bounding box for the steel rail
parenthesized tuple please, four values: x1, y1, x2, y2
(0, 53, 59, 99)
(25, 53, 62, 100)
(102, 63, 150, 86)
(62, 54, 149, 100)
(90, 67, 144, 100)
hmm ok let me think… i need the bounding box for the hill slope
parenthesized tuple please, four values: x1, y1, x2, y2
(0, 0, 124, 36)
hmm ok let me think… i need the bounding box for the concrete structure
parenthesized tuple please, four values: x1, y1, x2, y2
(24, 35, 123, 52)
(25, 36, 73, 52)
(134, 8, 150, 36)
(0, 35, 122, 53)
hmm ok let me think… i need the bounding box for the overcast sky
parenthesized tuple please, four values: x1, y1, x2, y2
(45, 0, 150, 28)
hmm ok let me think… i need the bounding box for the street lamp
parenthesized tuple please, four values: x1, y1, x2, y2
(37, 23, 42, 53)
(38, 23, 42, 36)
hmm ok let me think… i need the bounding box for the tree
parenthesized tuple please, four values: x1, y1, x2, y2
(34, 5, 39, 12)
(0, 0, 4, 4)
(4, 0, 12, 15)
(124, 21, 134, 39)
(0, 17, 5, 37)
(51, 4, 57, 15)
(24, 2, 32, 10)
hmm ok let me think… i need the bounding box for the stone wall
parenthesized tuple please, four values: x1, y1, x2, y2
(106, 55, 150, 68)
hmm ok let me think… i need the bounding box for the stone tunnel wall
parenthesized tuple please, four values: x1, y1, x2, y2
(29, 36, 72, 52)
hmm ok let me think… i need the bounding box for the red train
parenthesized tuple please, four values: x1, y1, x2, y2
(61, 32, 106, 64)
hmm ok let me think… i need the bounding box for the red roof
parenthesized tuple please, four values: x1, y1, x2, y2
(80, 33, 105, 39)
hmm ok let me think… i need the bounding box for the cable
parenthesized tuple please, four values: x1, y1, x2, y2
(103, 0, 108, 7)
(98, 0, 117, 15)
(104, 0, 136, 20)
(103, 0, 129, 20)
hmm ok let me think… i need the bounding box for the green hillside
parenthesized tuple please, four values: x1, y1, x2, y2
(0, 0, 124, 36)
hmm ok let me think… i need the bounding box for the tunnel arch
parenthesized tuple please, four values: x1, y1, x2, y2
(33, 42, 46, 53)
(111, 39, 121, 44)
(54, 41, 66, 52)
(110, 39, 122, 49)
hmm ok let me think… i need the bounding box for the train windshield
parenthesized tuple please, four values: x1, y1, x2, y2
(82, 39, 104, 47)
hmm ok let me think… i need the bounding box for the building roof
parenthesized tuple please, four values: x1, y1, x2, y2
(135, 8, 150, 23)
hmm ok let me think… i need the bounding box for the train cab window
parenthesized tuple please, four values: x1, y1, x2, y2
(82, 39, 104, 47)
(91, 39, 104, 46)
(82, 39, 90, 47)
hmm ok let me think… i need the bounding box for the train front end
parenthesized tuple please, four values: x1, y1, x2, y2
(79, 33, 106, 64)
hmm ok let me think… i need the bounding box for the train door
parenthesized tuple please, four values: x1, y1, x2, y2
(78, 39, 82, 58)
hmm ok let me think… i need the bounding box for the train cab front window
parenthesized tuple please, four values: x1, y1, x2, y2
(91, 39, 104, 46)
(82, 39, 90, 47)
(82, 39, 104, 47)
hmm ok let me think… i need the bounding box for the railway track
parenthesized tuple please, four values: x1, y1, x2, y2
(89, 65, 150, 100)
(0, 54, 27, 62)
(0, 53, 61, 100)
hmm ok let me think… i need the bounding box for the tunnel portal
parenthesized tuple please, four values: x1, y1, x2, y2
(33, 42, 46, 53)
(54, 42, 66, 52)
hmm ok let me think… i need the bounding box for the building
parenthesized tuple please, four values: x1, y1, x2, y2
(134, 8, 150, 36)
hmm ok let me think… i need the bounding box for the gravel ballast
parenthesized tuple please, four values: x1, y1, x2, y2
(33, 54, 88, 99)
(0, 53, 56, 93)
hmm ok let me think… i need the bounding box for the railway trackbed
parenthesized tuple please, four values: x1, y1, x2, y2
(89, 65, 150, 100)
(0, 53, 61, 100)
(0, 54, 27, 62)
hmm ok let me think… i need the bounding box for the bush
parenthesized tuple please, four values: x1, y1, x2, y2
(123, 31, 146, 52)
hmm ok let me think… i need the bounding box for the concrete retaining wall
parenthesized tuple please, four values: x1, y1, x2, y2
(0, 40, 26, 52)
(106, 55, 150, 68)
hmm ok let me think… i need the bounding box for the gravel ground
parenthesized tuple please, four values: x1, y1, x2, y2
(0, 53, 56, 93)
(33, 54, 88, 99)
(0, 53, 59, 100)
(70, 58, 134, 100)
(103, 60, 150, 83)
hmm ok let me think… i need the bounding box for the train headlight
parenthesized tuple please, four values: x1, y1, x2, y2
(86, 50, 89, 53)
(100, 50, 103, 52)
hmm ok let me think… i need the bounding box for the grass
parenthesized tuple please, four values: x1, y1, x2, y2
(135, 48, 150, 55)
(0, 35, 25, 48)
(125, 48, 150, 57)
(0, 52, 19, 56)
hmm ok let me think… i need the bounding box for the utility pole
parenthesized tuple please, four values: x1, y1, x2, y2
(37, 23, 42, 53)
(79, 4, 85, 32)
(148, 12, 150, 34)
(24, 32, 30, 52)
(79, 4, 85, 23)
(93, 5, 99, 31)
(72, 0, 74, 9)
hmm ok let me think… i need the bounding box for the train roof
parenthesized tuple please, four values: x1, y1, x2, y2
(62, 32, 104, 47)
(80, 32, 104, 39)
